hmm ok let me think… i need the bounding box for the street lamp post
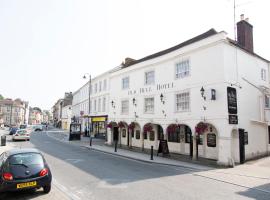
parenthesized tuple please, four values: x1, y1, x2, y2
(83, 73, 91, 138)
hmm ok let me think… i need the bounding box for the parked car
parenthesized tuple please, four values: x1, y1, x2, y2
(9, 127, 18, 135)
(32, 125, 43, 132)
(19, 124, 27, 129)
(12, 129, 30, 141)
(0, 148, 52, 193)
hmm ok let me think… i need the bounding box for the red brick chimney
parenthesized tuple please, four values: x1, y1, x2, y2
(237, 14, 253, 52)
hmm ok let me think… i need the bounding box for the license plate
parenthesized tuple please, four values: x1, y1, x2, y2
(17, 181, 37, 189)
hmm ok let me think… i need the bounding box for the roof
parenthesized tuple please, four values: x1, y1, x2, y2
(5, 148, 41, 156)
(228, 39, 270, 63)
(122, 29, 219, 68)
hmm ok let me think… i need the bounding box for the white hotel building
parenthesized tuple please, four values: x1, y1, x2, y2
(73, 17, 270, 166)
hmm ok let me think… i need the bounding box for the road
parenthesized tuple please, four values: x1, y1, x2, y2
(1, 130, 270, 200)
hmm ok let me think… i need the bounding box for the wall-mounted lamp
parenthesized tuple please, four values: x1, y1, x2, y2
(200, 87, 206, 100)
(111, 100, 115, 108)
(134, 112, 138, 118)
(132, 98, 137, 106)
(160, 93, 165, 104)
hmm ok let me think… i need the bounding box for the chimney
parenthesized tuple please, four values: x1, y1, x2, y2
(237, 14, 253, 52)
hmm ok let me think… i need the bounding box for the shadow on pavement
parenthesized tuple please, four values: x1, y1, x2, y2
(237, 183, 270, 200)
(0, 188, 47, 200)
(28, 128, 212, 186)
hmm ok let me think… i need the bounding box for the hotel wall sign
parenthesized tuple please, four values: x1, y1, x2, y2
(227, 87, 237, 114)
(128, 82, 174, 95)
(229, 114, 238, 124)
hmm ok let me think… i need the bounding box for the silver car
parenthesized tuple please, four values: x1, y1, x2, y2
(12, 129, 30, 141)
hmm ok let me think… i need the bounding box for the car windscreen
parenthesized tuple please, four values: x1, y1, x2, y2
(17, 130, 27, 134)
(9, 153, 44, 166)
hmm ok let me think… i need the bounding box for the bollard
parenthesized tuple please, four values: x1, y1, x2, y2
(114, 141, 117, 152)
(90, 137, 92, 146)
(1, 135, 6, 146)
(150, 145, 153, 160)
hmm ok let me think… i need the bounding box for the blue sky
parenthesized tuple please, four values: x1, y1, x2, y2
(0, 0, 269, 110)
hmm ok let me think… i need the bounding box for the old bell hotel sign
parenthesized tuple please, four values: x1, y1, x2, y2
(227, 87, 238, 124)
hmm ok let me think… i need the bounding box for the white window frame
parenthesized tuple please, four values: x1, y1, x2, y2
(98, 98, 101, 112)
(175, 91, 190, 112)
(94, 83, 97, 93)
(144, 97, 154, 113)
(175, 59, 190, 79)
(122, 77, 129, 90)
(261, 68, 266, 81)
(94, 100, 97, 112)
(103, 79, 107, 91)
(102, 97, 106, 112)
(99, 81, 102, 92)
(265, 95, 270, 109)
(121, 100, 129, 115)
(144, 70, 155, 85)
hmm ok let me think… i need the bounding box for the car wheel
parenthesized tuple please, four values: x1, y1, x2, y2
(43, 184, 51, 193)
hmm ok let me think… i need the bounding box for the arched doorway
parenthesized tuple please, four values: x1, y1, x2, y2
(118, 121, 128, 146)
(143, 123, 164, 150)
(166, 124, 193, 157)
(195, 122, 218, 160)
(128, 122, 141, 148)
(107, 121, 118, 144)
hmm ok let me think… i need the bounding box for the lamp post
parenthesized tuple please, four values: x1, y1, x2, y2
(83, 73, 91, 137)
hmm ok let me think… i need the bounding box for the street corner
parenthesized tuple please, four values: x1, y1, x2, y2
(0, 184, 70, 200)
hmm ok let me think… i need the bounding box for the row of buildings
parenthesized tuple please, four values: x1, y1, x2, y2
(53, 16, 270, 166)
(0, 98, 51, 127)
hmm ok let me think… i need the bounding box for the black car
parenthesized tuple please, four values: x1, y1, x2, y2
(0, 148, 52, 194)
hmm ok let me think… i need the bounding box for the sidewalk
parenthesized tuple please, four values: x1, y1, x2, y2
(48, 127, 270, 194)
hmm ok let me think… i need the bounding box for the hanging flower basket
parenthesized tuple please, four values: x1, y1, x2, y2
(128, 122, 135, 131)
(195, 122, 208, 135)
(143, 123, 153, 133)
(167, 124, 179, 134)
(118, 121, 125, 128)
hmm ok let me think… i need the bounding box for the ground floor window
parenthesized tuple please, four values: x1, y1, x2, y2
(185, 126, 191, 143)
(207, 133, 216, 147)
(198, 135, 203, 145)
(144, 132, 147, 139)
(136, 130, 140, 139)
(149, 131, 155, 141)
(168, 131, 180, 143)
(122, 129, 126, 138)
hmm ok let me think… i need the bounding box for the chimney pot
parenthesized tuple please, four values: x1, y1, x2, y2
(240, 14, 244, 20)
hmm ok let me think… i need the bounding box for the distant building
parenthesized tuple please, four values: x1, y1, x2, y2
(0, 98, 28, 127)
(52, 92, 72, 128)
(28, 107, 43, 125)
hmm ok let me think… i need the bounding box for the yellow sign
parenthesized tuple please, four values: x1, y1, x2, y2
(17, 181, 37, 189)
(92, 117, 106, 122)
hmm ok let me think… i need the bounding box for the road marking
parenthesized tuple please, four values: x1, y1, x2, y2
(65, 158, 84, 164)
(53, 178, 81, 200)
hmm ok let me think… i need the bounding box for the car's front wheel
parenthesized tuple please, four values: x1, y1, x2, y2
(43, 184, 51, 193)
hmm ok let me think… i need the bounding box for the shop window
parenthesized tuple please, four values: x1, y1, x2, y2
(122, 129, 126, 138)
(185, 126, 191, 143)
(144, 132, 147, 139)
(149, 131, 155, 141)
(207, 133, 216, 147)
(136, 130, 140, 139)
(168, 130, 180, 143)
(198, 135, 203, 145)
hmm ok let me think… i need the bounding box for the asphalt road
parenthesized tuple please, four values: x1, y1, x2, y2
(2, 130, 270, 200)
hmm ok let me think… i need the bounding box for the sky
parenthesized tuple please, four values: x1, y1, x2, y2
(0, 0, 269, 110)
